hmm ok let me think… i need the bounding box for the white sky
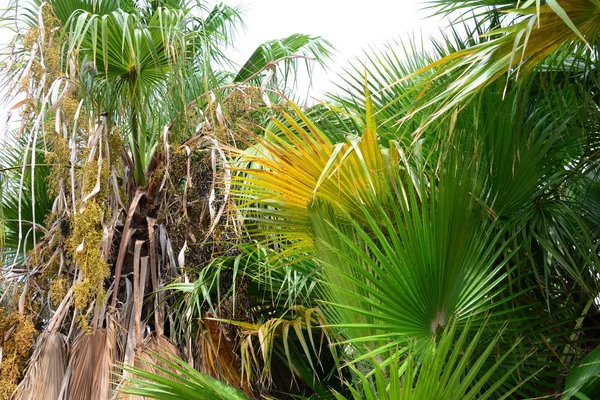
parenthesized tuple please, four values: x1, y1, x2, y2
(218, 0, 447, 102)
(0, 0, 449, 128)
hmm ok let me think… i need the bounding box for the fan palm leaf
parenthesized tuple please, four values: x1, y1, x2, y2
(332, 319, 527, 400)
(234, 86, 390, 260)
(307, 165, 512, 360)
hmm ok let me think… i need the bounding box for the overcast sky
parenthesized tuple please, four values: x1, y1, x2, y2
(216, 0, 447, 101)
(0, 0, 449, 129)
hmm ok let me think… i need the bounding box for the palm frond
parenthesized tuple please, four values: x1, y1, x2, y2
(406, 0, 600, 128)
(562, 343, 600, 399)
(332, 319, 528, 400)
(0, 137, 52, 265)
(233, 33, 333, 88)
(120, 353, 251, 400)
(234, 87, 390, 259)
(12, 332, 67, 400)
(308, 161, 512, 360)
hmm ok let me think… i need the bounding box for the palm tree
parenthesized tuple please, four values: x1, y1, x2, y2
(122, 1, 600, 398)
(0, 0, 332, 398)
(4, 0, 600, 399)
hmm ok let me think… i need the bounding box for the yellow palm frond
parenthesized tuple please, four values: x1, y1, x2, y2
(234, 86, 393, 257)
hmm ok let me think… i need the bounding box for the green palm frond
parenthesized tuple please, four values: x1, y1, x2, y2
(62, 4, 189, 184)
(233, 33, 333, 86)
(327, 17, 501, 148)
(184, 2, 244, 68)
(48, 0, 132, 23)
(120, 354, 251, 400)
(308, 162, 512, 361)
(236, 85, 516, 364)
(333, 26, 600, 300)
(194, 2, 243, 47)
(328, 35, 436, 145)
(0, 138, 52, 265)
(562, 343, 600, 399)
(406, 0, 600, 128)
(332, 319, 528, 400)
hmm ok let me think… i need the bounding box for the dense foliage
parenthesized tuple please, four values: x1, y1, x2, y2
(1, 0, 600, 399)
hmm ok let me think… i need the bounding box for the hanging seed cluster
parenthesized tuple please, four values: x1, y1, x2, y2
(2, 1, 124, 337)
(0, 309, 37, 398)
(67, 201, 110, 311)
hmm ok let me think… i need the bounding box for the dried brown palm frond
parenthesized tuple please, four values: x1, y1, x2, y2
(115, 334, 182, 400)
(197, 313, 253, 396)
(11, 331, 67, 400)
(62, 320, 116, 400)
(135, 333, 183, 374)
(230, 306, 336, 391)
(12, 286, 73, 400)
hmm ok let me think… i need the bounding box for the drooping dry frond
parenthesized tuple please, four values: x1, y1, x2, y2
(135, 334, 183, 374)
(12, 332, 67, 400)
(115, 333, 184, 400)
(232, 306, 334, 387)
(63, 323, 115, 400)
(197, 313, 252, 396)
